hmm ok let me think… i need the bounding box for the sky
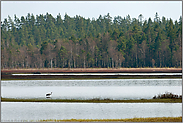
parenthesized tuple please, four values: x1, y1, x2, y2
(1, 1, 182, 22)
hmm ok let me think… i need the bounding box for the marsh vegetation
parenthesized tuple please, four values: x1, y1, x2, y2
(153, 91, 182, 99)
(38, 116, 182, 122)
(1, 97, 182, 103)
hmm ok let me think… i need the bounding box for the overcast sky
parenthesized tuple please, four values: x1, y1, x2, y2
(1, 1, 182, 22)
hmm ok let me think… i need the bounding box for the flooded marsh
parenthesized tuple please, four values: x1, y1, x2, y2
(1, 78, 182, 122)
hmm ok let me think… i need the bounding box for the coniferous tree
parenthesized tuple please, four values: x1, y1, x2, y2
(1, 13, 182, 68)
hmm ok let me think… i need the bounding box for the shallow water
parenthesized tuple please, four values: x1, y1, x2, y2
(1, 102, 182, 122)
(1, 79, 182, 100)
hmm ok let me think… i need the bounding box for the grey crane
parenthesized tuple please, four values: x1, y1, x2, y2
(46, 92, 52, 98)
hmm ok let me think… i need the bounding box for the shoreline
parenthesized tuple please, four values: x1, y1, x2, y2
(2, 68, 181, 80)
(1, 68, 182, 73)
(37, 117, 182, 122)
(3, 117, 182, 122)
(1, 75, 181, 80)
(1, 98, 182, 103)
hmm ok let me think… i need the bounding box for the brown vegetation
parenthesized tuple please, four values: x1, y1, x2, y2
(1, 97, 182, 103)
(38, 117, 182, 122)
(1, 68, 182, 73)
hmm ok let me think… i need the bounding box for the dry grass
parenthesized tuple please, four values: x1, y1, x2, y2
(1, 97, 182, 103)
(2, 67, 181, 73)
(38, 117, 182, 122)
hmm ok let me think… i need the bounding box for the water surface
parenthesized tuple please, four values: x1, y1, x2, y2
(1, 79, 182, 122)
(2, 79, 181, 100)
(1, 102, 181, 122)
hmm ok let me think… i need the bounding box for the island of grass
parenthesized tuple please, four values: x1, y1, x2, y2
(37, 116, 182, 122)
(1, 97, 182, 103)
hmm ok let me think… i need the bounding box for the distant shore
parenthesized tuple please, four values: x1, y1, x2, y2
(1, 98, 182, 103)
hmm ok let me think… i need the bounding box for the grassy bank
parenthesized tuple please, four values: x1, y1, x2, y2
(37, 117, 182, 122)
(1, 97, 182, 103)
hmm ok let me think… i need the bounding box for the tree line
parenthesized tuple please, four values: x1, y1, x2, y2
(1, 12, 182, 69)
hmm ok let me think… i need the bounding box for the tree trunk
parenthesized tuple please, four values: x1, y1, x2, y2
(54, 58, 56, 68)
(112, 58, 114, 68)
(74, 58, 76, 68)
(136, 53, 137, 67)
(63, 60, 64, 68)
(50, 59, 52, 68)
(159, 51, 161, 67)
(26, 57, 28, 68)
(84, 56, 86, 68)
(22, 60, 24, 68)
(119, 59, 121, 68)
(116, 60, 118, 68)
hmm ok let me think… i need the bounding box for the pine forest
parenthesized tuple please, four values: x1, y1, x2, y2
(1, 12, 182, 69)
